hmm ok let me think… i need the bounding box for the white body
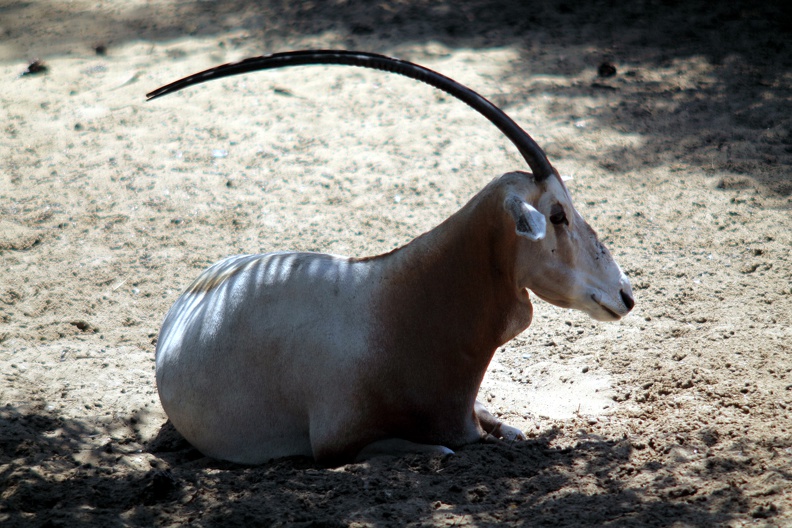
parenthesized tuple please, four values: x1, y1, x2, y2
(156, 172, 633, 464)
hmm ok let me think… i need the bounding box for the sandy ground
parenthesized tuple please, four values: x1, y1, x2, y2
(1, 0, 791, 526)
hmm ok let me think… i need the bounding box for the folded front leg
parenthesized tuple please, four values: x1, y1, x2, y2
(355, 438, 455, 462)
(474, 400, 527, 442)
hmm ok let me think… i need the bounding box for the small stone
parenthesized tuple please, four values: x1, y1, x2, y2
(597, 62, 617, 77)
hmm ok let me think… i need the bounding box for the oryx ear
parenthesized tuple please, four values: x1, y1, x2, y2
(505, 194, 546, 241)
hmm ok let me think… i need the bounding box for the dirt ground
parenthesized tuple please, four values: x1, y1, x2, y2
(1, 1, 791, 526)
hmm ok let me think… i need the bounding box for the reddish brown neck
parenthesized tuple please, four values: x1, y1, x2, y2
(372, 189, 532, 386)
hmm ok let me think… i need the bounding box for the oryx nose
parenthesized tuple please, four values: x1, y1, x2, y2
(620, 289, 635, 311)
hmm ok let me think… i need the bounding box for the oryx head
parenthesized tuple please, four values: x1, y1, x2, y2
(504, 171, 633, 321)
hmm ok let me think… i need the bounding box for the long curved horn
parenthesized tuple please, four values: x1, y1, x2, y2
(147, 50, 555, 180)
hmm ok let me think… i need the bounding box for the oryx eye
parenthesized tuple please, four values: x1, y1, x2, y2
(549, 205, 568, 226)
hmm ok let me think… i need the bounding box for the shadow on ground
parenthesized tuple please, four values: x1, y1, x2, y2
(1, 407, 770, 526)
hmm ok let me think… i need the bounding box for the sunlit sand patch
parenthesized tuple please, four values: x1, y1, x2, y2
(480, 355, 615, 428)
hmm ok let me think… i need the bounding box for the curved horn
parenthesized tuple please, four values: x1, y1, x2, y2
(147, 50, 555, 180)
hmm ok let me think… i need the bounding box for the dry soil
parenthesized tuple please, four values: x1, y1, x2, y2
(1, 1, 791, 526)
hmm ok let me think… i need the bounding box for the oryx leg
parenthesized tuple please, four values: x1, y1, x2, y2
(355, 438, 454, 462)
(474, 400, 526, 442)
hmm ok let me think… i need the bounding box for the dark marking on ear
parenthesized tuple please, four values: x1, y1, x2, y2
(515, 215, 532, 236)
(506, 194, 546, 241)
